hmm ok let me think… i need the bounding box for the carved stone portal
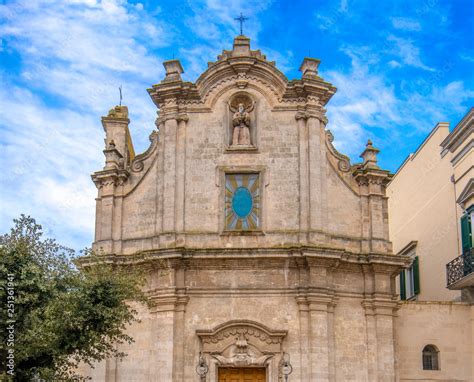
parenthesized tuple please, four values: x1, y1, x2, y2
(197, 320, 287, 381)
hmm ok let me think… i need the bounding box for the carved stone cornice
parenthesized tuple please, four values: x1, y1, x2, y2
(91, 167, 129, 189)
(361, 297, 399, 317)
(352, 167, 392, 190)
(148, 290, 189, 313)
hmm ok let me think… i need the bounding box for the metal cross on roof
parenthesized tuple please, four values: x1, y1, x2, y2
(234, 12, 248, 36)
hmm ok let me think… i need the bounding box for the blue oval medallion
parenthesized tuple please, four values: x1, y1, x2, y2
(232, 187, 253, 218)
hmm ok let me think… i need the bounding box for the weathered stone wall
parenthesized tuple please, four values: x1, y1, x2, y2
(85, 35, 411, 382)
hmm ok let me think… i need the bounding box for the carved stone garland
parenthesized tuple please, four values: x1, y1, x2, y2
(196, 320, 287, 368)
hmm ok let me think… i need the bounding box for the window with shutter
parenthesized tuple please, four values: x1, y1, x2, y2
(461, 213, 472, 254)
(413, 256, 420, 295)
(399, 271, 406, 300)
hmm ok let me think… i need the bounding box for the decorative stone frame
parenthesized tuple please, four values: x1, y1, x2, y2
(225, 91, 259, 153)
(196, 320, 287, 382)
(216, 165, 268, 235)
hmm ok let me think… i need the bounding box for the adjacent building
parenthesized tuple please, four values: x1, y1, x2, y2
(388, 108, 473, 381)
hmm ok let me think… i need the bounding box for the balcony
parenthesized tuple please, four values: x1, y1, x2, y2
(446, 249, 474, 289)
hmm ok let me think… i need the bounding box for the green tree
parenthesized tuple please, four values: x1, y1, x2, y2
(0, 215, 147, 381)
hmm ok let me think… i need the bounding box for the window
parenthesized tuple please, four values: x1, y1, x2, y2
(400, 256, 420, 300)
(422, 345, 439, 370)
(224, 173, 261, 231)
(461, 208, 473, 254)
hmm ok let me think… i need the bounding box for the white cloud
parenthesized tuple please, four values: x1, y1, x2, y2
(180, 0, 281, 81)
(391, 17, 422, 32)
(387, 35, 434, 71)
(0, 0, 174, 249)
(325, 46, 473, 161)
(0, 83, 101, 249)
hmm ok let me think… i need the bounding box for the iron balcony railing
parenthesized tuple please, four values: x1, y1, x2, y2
(446, 249, 474, 287)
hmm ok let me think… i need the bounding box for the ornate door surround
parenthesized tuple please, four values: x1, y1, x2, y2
(196, 320, 287, 382)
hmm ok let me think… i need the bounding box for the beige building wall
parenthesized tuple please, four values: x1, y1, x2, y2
(442, 108, 473, 230)
(396, 302, 474, 381)
(388, 123, 460, 301)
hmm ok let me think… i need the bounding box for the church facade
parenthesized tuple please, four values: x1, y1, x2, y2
(82, 36, 472, 381)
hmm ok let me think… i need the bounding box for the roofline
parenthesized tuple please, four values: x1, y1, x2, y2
(389, 122, 450, 181)
(440, 107, 474, 151)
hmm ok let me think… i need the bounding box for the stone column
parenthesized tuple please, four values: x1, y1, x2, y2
(362, 301, 378, 381)
(172, 266, 188, 382)
(296, 110, 310, 241)
(175, 113, 188, 244)
(307, 115, 323, 235)
(296, 295, 310, 381)
(362, 266, 398, 381)
(163, 113, 178, 234)
(155, 119, 165, 241)
(308, 296, 334, 382)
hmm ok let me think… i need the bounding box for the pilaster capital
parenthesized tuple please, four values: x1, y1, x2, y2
(91, 167, 129, 191)
(295, 111, 311, 121)
(176, 112, 189, 123)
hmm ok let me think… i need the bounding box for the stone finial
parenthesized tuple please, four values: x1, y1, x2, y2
(103, 139, 123, 170)
(106, 105, 129, 119)
(232, 35, 251, 56)
(360, 139, 380, 169)
(162, 59, 184, 82)
(299, 57, 321, 79)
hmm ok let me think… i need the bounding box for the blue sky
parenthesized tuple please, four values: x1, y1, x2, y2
(1, 0, 473, 251)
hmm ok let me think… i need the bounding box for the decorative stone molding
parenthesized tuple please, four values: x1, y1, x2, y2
(91, 167, 129, 189)
(295, 111, 310, 121)
(197, 320, 287, 367)
(176, 112, 189, 123)
(131, 131, 159, 172)
(325, 130, 351, 172)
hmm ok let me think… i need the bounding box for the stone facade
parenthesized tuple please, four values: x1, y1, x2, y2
(80, 36, 473, 381)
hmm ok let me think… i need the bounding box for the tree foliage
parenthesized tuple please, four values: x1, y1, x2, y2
(0, 215, 147, 381)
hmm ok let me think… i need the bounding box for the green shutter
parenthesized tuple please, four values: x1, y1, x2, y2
(399, 271, 406, 300)
(461, 214, 472, 254)
(413, 256, 420, 295)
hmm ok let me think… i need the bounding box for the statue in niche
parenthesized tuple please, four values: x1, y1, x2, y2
(229, 97, 255, 146)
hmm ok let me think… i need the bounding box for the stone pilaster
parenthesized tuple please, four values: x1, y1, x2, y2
(163, 115, 178, 234)
(308, 294, 336, 382)
(296, 295, 310, 381)
(91, 141, 129, 253)
(175, 112, 189, 243)
(295, 110, 310, 239)
(353, 140, 392, 253)
(307, 115, 323, 233)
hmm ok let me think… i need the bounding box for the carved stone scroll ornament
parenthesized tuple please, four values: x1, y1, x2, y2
(212, 333, 273, 367)
(325, 130, 351, 172)
(197, 320, 287, 368)
(130, 130, 159, 172)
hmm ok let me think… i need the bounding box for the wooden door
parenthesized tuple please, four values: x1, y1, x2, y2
(218, 367, 266, 382)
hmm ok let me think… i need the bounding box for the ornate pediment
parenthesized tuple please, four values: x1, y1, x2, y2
(148, 35, 337, 110)
(197, 320, 287, 367)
